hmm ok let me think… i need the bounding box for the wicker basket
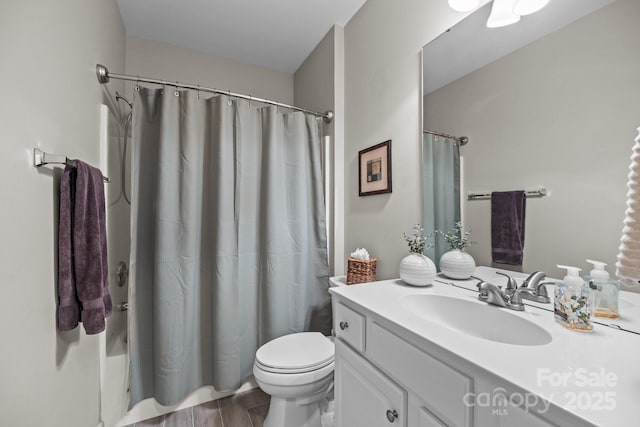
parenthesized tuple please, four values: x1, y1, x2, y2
(346, 257, 377, 285)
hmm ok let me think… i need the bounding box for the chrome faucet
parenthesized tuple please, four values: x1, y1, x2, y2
(518, 271, 551, 304)
(477, 281, 525, 311)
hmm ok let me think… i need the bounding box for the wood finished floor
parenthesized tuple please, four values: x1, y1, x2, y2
(130, 388, 270, 427)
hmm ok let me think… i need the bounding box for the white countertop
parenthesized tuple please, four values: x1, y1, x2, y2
(329, 267, 640, 427)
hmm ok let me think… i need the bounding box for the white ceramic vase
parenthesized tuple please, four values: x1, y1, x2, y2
(399, 253, 437, 286)
(439, 249, 476, 279)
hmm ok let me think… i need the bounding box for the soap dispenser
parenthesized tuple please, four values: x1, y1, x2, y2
(554, 265, 592, 331)
(585, 259, 620, 318)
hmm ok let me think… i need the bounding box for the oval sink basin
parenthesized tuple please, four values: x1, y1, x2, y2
(400, 294, 552, 346)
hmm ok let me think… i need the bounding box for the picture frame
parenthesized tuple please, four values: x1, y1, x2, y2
(358, 140, 392, 196)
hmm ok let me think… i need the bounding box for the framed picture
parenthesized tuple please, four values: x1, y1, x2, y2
(358, 140, 392, 196)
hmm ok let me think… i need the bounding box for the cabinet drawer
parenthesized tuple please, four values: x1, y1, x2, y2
(334, 302, 365, 353)
(367, 321, 473, 427)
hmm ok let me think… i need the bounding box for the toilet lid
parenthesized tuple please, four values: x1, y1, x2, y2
(255, 332, 334, 373)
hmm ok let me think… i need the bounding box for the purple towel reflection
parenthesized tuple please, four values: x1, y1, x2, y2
(491, 191, 526, 266)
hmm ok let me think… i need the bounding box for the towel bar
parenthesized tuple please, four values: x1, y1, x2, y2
(33, 148, 110, 183)
(114, 301, 128, 312)
(467, 188, 547, 201)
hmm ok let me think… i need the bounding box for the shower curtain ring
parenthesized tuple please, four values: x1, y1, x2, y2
(135, 76, 140, 92)
(227, 90, 232, 106)
(196, 84, 200, 100)
(174, 81, 179, 97)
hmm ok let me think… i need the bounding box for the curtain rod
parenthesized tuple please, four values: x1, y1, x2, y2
(423, 129, 469, 146)
(96, 64, 333, 123)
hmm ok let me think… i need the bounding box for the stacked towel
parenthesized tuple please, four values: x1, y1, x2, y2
(57, 161, 111, 334)
(491, 191, 526, 266)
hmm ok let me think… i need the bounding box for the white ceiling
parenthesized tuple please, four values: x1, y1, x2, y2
(423, 0, 615, 95)
(117, 0, 367, 73)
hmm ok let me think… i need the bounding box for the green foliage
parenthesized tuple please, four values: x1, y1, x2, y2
(435, 221, 475, 250)
(403, 224, 433, 254)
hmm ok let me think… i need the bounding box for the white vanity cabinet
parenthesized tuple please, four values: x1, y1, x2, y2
(332, 296, 557, 427)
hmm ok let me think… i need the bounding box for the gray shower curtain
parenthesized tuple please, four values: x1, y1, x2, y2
(422, 134, 461, 266)
(128, 87, 330, 407)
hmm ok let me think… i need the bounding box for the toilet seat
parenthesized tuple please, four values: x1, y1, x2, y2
(255, 332, 334, 374)
(253, 358, 335, 388)
(255, 357, 334, 374)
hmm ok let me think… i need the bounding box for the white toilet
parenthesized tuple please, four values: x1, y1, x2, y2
(253, 332, 335, 427)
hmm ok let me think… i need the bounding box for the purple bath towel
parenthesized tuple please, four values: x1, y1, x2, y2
(57, 161, 111, 334)
(57, 166, 80, 330)
(491, 191, 526, 266)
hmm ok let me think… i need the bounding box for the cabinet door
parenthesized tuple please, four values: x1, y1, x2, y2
(473, 390, 554, 427)
(367, 321, 473, 427)
(418, 407, 448, 427)
(335, 339, 407, 427)
(495, 403, 553, 427)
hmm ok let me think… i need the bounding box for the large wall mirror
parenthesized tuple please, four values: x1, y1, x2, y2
(422, 0, 640, 283)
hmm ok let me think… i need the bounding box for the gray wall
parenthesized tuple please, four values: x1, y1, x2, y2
(125, 35, 294, 104)
(294, 26, 346, 275)
(424, 0, 640, 277)
(0, 1, 126, 426)
(343, 0, 474, 279)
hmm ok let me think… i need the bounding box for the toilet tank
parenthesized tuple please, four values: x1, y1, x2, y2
(329, 276, 347, 288)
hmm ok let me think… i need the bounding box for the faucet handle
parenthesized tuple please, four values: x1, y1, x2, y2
(508, 289, 525, 311)
(496, 272, 518, 294)
(522, 271, 546, 289)
(476, 281, 490, 300)
(536, 282, 551, 298)
(510, 289, 523, 304)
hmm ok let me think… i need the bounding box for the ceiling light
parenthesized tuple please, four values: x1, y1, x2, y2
(513, 0, 550, 16)
(487, 0, 521, 28)
(447, 0, 552, 28)
(448, 0, 482, 13)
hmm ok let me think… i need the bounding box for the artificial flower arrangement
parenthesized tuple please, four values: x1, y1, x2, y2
(403, 224, 433, 254)
(434, 221, 475, 250)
